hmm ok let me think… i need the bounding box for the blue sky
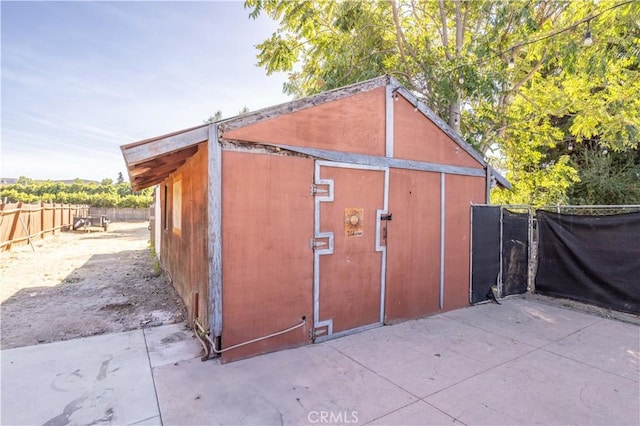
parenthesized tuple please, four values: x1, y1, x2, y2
(1, 1, 290, 181)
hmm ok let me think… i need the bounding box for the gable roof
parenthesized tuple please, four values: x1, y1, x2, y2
(121, 75, 510, 191)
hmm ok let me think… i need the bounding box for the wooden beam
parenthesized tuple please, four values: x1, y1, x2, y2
(122, 126, 208, 167)
(222, 139, 486, 178)
(129, 149, 196, 177)
(128, 146, 199, 191)
(486, 165, 492, 203)
(129, 166, 152, 178)
(385, 84, 394, 158)
(121, 124, 208, 150)
(492, 168, 511, 189)
(208, 124, 223, 338)
(132, 166, 182, 189)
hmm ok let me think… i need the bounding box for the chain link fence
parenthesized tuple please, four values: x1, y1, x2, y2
(538, 205, 640, 216)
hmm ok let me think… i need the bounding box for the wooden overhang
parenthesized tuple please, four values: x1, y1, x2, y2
(120, 75, 510, 191)
(121, 124, 209, 191)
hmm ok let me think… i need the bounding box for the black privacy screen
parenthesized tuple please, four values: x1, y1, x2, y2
(536, 211, 640, 314)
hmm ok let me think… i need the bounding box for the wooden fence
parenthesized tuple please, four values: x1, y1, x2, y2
(88, 207, 150, 222)
(0, 202, 89, 252)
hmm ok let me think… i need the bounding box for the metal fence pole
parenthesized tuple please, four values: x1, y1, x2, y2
(498, 206, 504, 297)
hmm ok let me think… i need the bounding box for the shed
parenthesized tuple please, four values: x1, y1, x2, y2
(121, 76, 510, 363)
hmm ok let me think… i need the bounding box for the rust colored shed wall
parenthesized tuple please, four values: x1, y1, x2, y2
(317, 166, 385, 333)
(221, 151, 314, 363)
(385, 169, 441, 322)
(443, 174, 485, 310)
(159, 143, 209, 328)
(394, 97, 483, 169)
(223, 88, 386, 157)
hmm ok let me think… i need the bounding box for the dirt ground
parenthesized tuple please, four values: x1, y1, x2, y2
(0, 222, 186, 349)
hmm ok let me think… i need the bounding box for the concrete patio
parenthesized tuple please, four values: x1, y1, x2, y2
(2, 297, 638, 425)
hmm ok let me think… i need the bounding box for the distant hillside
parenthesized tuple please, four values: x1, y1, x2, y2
(1, 178, 100, 185)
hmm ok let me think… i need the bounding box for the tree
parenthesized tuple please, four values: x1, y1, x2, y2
(492, 0, 640, 205)
(205, 107, 250, 123)
(0, 177, 153, 208)
(566, 148, 640, 205)
(246, 0, 639, 205)
(246, 1, 535, 136)
(17, 176, 32, 186)
(205, 110, 223, 123)
(117, 172, 125, 184)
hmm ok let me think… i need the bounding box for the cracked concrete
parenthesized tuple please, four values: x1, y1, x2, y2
(2, 298, 638, 425)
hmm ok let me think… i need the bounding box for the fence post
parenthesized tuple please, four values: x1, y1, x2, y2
(40, 201, 45, 239)
(498, 206, 504, 297)
(5, 202, 23, 251)
(528, 206, 535, 293)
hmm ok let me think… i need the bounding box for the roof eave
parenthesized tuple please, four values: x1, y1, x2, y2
(121, 124, 210, 191)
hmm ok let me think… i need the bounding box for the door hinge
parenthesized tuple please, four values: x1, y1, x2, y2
(380, 213, 393, 221)
(310, 238, 328, 251)
(310, 184, 329, 196)
(310, 327, 328, 341)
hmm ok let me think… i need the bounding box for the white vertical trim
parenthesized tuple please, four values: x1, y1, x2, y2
(313, 161, 389, 338)
(377, 215, 388, 323)
(383, 165, 390, 211)
(381, 169, 389, 321)
(313, 161, 334, 338)
(208, 124, 223, 337)
(385, 85, 394, 158)
(376, 167, 390, 323)
(486, 166, 492, 203)
(440, 173, 446, 309)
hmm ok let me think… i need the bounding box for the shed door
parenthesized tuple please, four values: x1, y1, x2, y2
(312, 161, 388, 341)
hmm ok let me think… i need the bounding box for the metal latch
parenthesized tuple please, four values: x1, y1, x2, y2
(380, 213, 393, 221)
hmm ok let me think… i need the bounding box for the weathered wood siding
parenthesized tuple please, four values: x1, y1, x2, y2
(120, 78, 502, 364)
(216, 84, 488, 361)
(444, 174, 485, 310)
(385, 169, 442, 322)
(394, 96, 484, 169)
(159, 143, 209, 327)
(220, 151, 314, 363)
(317, 166, 385, 333)
(383, 97, 487, 320)
(223, 88, 386, 156)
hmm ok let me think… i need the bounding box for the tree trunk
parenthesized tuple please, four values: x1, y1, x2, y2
(449, 97, 461, 134)
(449, 0, 464, 134)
